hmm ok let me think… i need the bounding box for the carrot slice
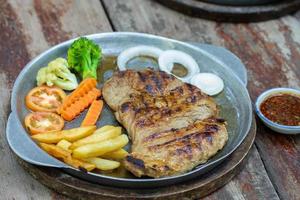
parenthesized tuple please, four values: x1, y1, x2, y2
(61, 88, 101, 121)
(81, 100, 103, 127)
(58, 78, 97, 114)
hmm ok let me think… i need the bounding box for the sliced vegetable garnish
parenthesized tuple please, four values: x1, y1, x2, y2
(58, 78, 97, 113)
(24, 112, 64, 135)
(81, 100, 103, 127)
(36, 58, 78, 91)
(26, 86, 66, 113)
(68, 37, 101, 80)
(158, 50, 200, 82)
(60, 88, 101, 121)
(117, 45, 163, 71)
(190, 73, 224, 96)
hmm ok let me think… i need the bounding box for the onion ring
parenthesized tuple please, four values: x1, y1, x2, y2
(190, 73, 224, 96)
(158, 50, 200, 82)
(117, 46, 163, 71)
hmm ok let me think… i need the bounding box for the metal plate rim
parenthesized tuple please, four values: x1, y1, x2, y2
(8, 32, 252, 187)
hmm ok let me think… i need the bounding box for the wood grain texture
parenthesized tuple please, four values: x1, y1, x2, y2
(214, 18, 300, 200)
(0, 73, 57, 200)
(102, 0, 299, 199)
(0, 0, 111, 199)
(0, 0, 31, 82)
(204, 146, 279, 200)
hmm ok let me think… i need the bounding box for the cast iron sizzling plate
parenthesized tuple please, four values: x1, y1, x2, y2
(6, 32, 252, 188)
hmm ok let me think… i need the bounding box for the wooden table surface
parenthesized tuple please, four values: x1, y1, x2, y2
(0, 0, 299, 199)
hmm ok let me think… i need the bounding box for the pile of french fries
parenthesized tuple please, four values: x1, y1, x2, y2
(31, 125, 129, 172)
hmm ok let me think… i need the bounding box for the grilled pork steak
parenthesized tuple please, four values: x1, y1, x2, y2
(102, 69, 228, 178)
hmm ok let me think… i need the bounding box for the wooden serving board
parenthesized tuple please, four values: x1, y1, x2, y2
(155, 0, 300, 22)
(15, 118, 256, 200)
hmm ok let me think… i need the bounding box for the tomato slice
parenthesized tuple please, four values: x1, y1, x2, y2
(26, 86, 66, 113)
(24, 112, 64, 135)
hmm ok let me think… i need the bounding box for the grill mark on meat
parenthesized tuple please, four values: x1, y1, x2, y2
(186, 95, 197, 103)
(175, 144, 193, 157)
(170, 85, 206, 99)
(148, 129, 218, 150)
(205, 124, 219, 132)
(137, 71, 147, 82)
(121, 102, 130, 113)
(141, 119, 214, 142)
(139, 104, 198, 119)
(134, 109, 177, 128)
(143, 128, 179, 142)
(134, 103, 214, 129)
(145, 85, 154, 94)
(204, 132, 213, 144)
(175, 87, 184, 95)
(136, 118, 150, 127)
(170, 85, 202, 98)
(187, 83, 195, 93)
(161, 108, 172, 116)
(143, 123, 197, 142)
(126, 156, 145, 169)
(151, 74, 163, 91)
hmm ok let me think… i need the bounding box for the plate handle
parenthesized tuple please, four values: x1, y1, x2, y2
(6, 113, 69, 169)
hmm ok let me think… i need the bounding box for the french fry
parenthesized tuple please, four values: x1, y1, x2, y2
(73, 134, 129, 159)
(70, 126, 121, 150)
(40, 142, 70, 158)
(40, 143, 95, 171)
(31, 126, 96, 143)
(84, 157, 120, 170)
(95, 125, 115, 132)
(56, 139, 72, 152)
(101, 149, 128, 160)
(64, 156, 95, 172)
(78, 162, 96, 172)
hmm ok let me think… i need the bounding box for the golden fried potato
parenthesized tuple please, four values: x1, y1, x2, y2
(56, 139, 72, 152)
(40, 142, 70, 158)
(84, 157, 120, 170)
(64, 156, 95, 172)
(32, 126, 96, 143)
(73, 134, 129, 159)
(95, 125, 115, 132)
(40, 143, 95, 171)
(70, 126, 121, 150)
(101, 149, 128, 160)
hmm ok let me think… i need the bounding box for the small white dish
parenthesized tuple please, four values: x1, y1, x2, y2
(255, 87, 300, 135)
